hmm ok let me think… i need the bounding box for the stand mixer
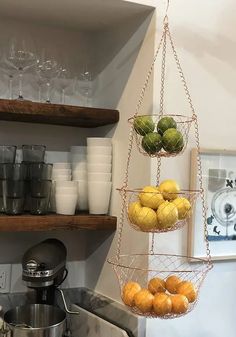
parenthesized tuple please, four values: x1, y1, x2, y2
(22, 238, 67, 305)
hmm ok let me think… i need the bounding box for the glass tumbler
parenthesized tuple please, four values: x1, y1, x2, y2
(2, 180, 25, 215)
(30, 180, 52, 215)
(0, 145, 17, 163)
(2, 163, 27, 180)
(22, 145, 46, 163)
(29, 163, 53, 180)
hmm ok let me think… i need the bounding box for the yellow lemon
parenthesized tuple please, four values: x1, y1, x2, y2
(172, 197, 191, 220)
(128, 201, 142, 223)
(136, 207, 158, 231)
(139, 186, 164, 209)
(156, 201, 178, 229)
(159, 180, 180, 200)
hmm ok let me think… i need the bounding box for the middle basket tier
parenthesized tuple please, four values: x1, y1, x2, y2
(119, 186, 200, 233)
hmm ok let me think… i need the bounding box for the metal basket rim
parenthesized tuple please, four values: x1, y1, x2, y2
(117, 187, 201, 194)
(107, 253, 213, 273)
(128, 114, 195, 124)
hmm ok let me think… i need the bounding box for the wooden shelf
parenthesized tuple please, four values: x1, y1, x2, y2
(0, 99, 119, 128)
(0, 213, 117, 232)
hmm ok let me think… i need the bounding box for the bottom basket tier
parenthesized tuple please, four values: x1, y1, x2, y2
(108, 253, 212, 319)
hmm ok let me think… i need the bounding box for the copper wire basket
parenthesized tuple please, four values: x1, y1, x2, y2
(108, 253, 212, 319)
(129, 114, 194, 158)
(118, 187, 200, 233)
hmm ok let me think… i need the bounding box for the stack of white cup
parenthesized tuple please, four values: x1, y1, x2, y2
(55, 181, 78, 215)
(87, 138, 112, 214)
(51, 163, 76, 215)
(70, 146, 88, 211)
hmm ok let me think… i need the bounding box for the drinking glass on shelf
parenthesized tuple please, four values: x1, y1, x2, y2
(3, 180, 25, 215)
(0, 61, 17, 99)
(77, 68, 95, 107)
(4, 39, 37, 100)
(29, 179, 52, 215)
(22, 145, 46, 163)
(55, 66, 75, 104)
(37, 59, 60, 103)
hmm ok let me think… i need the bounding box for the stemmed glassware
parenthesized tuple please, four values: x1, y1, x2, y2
(77, 67, 95, 107)
(37, 58, 60, 103)
(4, 39, 37, 100)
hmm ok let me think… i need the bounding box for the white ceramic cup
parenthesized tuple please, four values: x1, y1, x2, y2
(53, 175, 71, 181)
(87, 138, 112, 147)
(55, 193, 77, 215)
(72, 161, 87, 171)
(53, 162, 71, 169)
(72, 170, 87, 180)
(52, 168, 72, 175)
(76, 180, 88, 211)
(87, 163, 112, 173)
(88, 172, 112, 182)
(70, 146, 87, 154)
(88, 181, 112, 214)
(87, 155, 112, 165)
(56, 181, 77, 188)
(87, 146, 112, 156)
(56, 187, 78, 194)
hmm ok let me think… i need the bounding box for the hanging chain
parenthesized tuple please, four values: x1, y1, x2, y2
(166, 21, 212, 265)
(115, 30, 166, 260)
(159, 23, 168, 115)
(150, 233, 155, 255)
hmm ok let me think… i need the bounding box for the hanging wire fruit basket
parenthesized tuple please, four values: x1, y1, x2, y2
(118, 187, 200, 233)
(107, 2, 213, 320)
(108, 253, 212, 319)
(129, 114, 195, 158)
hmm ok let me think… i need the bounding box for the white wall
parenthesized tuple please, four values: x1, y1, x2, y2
(145, 0, 236, 336)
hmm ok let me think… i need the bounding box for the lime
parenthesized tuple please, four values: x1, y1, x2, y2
(162, 128, 184, 153)
(141, 132, 162, 155)
(134, 116, 155, 136)
(135, 206, 158, 231)
(156, 201, 178, 229)
(128, 201, 142, 224)
(157, 116, 177, 135)
(159, 179, 180, 200)
(139, 186, 164, 209)
(172, 197, 191, 219)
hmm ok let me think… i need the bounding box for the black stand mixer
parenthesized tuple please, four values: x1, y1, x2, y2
(22, 238, 68, 305)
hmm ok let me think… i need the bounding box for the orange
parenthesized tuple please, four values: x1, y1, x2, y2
(171, 294, 189, 314)
(177, 281, 197, 303)
(153, 293, 172, 316)
(134, 289, 154, 313)
(148, 277, 166, 294)
(165, 275, 182, 294)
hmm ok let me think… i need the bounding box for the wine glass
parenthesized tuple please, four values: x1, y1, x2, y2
(77, 67, 95, 107)
(55, 66, 77, 104)
(37, 59, 60, 103)
(4, 39, 37, 100)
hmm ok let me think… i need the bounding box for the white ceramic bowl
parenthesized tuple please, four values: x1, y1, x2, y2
(72, 170, 87, 180)
(87, 146, 112, 156)
(88, 181, 112, 214)
(88, 173, 112, 182)
(56, 194, 77, 215)
(53, 162, 71, 169)
(87, 163, 112, 173)
(87, 138, 112, 147)
(87, 155, 112, 165)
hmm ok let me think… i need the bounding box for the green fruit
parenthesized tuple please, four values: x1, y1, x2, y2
(134, 116, 155, 136)
(157, 117, 177, 135)
(141, 132, 162, 155)
(162, 128, 184, 153)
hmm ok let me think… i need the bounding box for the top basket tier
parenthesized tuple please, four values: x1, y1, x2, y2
(129, 114, 195, 158)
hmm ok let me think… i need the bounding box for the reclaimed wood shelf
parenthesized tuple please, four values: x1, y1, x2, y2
(0, 99, 119, 128)
(0, 213, 117, 232)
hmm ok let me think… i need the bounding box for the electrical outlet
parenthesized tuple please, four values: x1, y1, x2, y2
(0, 264, 11, 293)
